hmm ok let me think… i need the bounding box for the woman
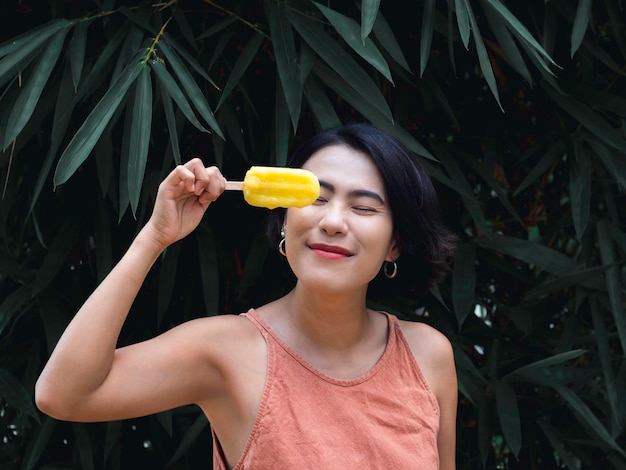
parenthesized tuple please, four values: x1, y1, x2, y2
(36, 123, 458, 469)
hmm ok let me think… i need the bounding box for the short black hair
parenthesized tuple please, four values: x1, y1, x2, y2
(267, 122, 456, 295)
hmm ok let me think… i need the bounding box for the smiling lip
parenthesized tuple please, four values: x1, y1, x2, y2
(309, 243, 353, 259)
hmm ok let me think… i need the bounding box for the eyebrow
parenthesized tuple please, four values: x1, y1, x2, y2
(319, 180, 386, 204)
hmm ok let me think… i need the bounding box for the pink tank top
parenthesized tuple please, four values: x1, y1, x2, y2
(212, 309, 440, 469)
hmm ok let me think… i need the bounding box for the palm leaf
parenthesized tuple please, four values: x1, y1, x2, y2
(54, 59, 144, 186)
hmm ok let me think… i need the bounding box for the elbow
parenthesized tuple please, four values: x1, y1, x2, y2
(35, 377, 72, 421)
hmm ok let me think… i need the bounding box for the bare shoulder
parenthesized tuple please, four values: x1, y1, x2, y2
(174, 312, 263, 358)
(397, 319, 453, 361)
(396, 318, 456, 398)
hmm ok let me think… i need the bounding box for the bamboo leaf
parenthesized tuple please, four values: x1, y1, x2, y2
(361, 0, 381, 41)
(149, 58, 209, 134)
(128, 65, 153, 216)
(463, 0, 502, 110)
(0, 18, 69, 58)
(103, 421, 123, 464)
(429, 141, 489, 233)
(216, 32, 264, 110)
(314, 2, 393, 83)
(514, 141, 565, 196)
(454, 0, 471, 49)
(3, 28, 67, 149)
(157, 243, 181, 328)
(536, 417, 581, 469)
(524, 264, 613, 300)
(32, 214, 82, 296)
(196, 223, 219, 315)
(166, 413, 208, 466)
(371, 9, 411, 73)
(156, 40, 223, 138)
(587, 138, 626, 191)
(569, 140, 591, 240)
(0, 286, 32, 338)
(172, 4, 198, 52)
(0, 19, 70, 88)
(596, 220, 626, 352)
(543, 82, 626, 155)
(312, 63, 433, 161)
(218, 100, 248, 159)
(303, 78, 341, 129)
(265, 0, 302, 131)
(54, 60, 143, 186)
(506, 349, 587, 378)
(73, 423, 95, 470)
(420, 0, 436, 76)
(69, 20, 88, 90)
(157, 76, 181, 165)
(553, 384, 625, 455)
(474, 234, 579, 275)
(287, 10, 393, 123)
(590, 298, 620, 426)
(29, 59, 76, 216)
(24, 416, 56, 470)
(571, 0, 592, 57)
(274, 75, 290, 166)
(452, 243, 476, 327)
(494, 380, 521, 457)
(480, 0, 532, 82)
(74, 25, 128, 103)
(484, 0, 557, 66)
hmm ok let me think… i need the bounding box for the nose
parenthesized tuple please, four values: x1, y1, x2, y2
(318, 201, 347, 236)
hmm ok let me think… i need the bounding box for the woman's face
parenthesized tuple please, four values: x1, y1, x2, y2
(282, 144, 400, 293)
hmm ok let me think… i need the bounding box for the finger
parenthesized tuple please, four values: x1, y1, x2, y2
(198, 166, 226, 204)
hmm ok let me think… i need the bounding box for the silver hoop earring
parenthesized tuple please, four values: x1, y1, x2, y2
(278, 237, 286, 257)
(383, 261, 397, 279)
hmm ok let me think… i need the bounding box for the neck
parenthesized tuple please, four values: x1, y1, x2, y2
(282, 283, 372, 351)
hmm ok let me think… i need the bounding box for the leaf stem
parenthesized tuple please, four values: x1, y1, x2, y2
(202, 0, 270, 39)
(143, 16, 173, 64)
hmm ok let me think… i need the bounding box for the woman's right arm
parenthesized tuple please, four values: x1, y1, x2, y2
(35, 159, 227, 421)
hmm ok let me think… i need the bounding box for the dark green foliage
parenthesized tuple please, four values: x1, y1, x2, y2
(0, 0, 624, 468)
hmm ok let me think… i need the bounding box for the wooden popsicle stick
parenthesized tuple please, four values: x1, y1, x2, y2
(224, 181, 244, 190)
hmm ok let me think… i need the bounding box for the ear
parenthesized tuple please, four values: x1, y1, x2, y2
(385, 236, 401, 262)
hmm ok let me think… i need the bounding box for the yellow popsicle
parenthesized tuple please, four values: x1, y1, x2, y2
(225, 166, 320, 209)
